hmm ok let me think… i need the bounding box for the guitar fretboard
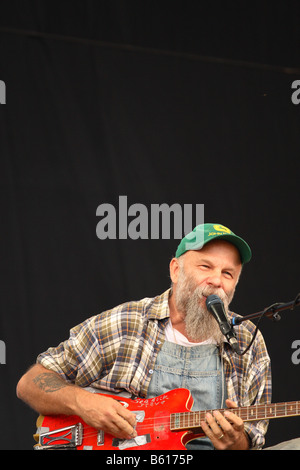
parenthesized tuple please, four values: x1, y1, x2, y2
(170, 401, 300, 431)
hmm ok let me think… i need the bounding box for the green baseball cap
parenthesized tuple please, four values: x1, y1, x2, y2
(175, 223, 252, 264)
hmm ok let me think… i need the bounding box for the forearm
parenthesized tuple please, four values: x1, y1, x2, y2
(16, 363, 83, 416)
(17, 363, 137, 441)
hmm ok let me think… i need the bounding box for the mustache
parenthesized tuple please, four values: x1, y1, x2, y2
(195, 285, 231, 307)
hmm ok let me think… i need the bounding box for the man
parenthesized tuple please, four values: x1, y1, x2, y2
(17, 223, 271, 450)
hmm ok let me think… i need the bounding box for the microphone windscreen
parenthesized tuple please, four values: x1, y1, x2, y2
(206, 294, 222, 309)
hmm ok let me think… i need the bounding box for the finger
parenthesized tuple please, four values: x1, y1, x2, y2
(200, 416, 226, 449)
(224, 410, 244, 430)
(224, 400, 244, 429)
(225, 398, 238, 408)
(110, 414, 137, 439)
(117, 404, 137, 428)
(107, 421, 136, 440)
(200, 417, 216, 439)
(204, 412, 226, 437)
(113, 409, 137, 439)
(212, 411, 244, 443)
(212, 410, 232, 434)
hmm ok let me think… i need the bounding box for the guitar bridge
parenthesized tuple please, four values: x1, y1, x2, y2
(36, 423, 83, 450)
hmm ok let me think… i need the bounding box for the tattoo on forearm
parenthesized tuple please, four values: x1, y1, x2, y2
(33, 372, 68, 393)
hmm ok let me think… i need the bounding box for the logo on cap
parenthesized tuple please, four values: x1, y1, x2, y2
(211, 224, 232, 234)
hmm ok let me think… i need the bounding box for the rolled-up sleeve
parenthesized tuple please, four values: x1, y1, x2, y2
(37, 315, 104, 387)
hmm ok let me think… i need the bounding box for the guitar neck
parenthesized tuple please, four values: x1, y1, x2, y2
(170, 401, 300, 432)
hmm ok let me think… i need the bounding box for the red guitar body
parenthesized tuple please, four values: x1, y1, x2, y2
(35, 388, 202, 450)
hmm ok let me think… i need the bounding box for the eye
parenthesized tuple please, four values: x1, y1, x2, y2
(223, 271, 233, 279)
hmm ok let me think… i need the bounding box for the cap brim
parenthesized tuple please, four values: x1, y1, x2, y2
(176, 233, 252, 264)
(215, 234, 252, 264)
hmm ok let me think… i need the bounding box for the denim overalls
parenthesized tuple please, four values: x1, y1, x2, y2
(146, 330, 227, 450)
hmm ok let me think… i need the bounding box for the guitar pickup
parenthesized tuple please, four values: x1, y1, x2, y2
(36, 423, 83, 450)
(97, 429, 104, 446)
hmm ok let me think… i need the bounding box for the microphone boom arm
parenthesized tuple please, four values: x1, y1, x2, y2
(231, 293, 300, 326)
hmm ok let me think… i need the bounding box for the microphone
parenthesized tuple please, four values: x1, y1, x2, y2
(206, 294, 241, 354)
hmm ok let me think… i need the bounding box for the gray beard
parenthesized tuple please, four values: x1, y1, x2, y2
(174, 268, 235, 343)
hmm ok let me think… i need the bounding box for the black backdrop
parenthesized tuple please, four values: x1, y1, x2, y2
(0, 1, 299, 450)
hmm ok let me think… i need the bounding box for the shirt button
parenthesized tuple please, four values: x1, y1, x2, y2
(149, 369, 154, 374)
(157, 340, 161, 344)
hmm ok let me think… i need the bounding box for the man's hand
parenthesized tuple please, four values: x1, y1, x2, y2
(200, 399, 250, 450)
(74, 389, 137, 440)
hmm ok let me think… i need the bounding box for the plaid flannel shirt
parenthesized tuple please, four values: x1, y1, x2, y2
(37, 289, 271, 449)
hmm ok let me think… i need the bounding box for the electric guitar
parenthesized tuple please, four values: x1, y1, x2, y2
(34, 388, 300, 450)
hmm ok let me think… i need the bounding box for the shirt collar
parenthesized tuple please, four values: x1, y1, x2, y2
(147, 289, 171, 320)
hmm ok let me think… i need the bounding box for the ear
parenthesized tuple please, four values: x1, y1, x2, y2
(169, 257, 181, 284)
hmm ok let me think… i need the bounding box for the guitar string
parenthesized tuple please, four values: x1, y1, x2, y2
(44, 418, 174, 442)
(45, 401, 300, 442)
(47, 412, 210, 441)
(57, 408, 226, 439)
(49, 399, 300, 435)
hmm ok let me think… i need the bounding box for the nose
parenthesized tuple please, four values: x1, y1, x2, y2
(206, 271, 222, 289)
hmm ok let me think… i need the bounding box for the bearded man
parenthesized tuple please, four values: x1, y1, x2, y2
(17, 224, 271, 450)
